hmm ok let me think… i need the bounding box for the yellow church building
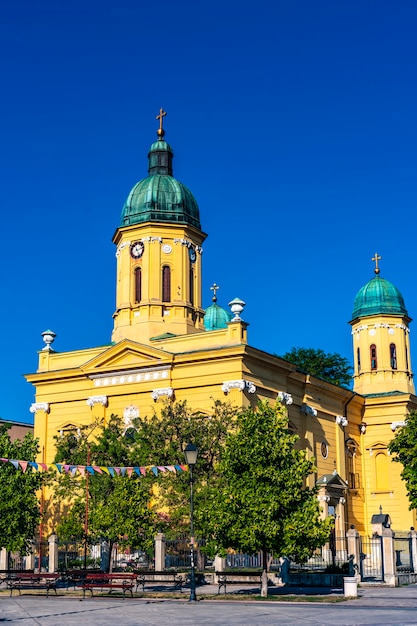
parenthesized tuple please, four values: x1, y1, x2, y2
(26, 111, 417, 539)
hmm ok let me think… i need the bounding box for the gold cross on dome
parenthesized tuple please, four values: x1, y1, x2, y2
(372, 253, 381, 275)
(210, 283, 220, 301)
(156, 108, 167, 137)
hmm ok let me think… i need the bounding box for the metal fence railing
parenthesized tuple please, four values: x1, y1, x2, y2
(359, 535, 384, 581)
(394, 533, 414, 573)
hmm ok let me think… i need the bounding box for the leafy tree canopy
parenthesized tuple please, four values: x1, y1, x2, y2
(53, 416, 157, 552)
(280, 347, 352, 388)
(52, 400, 236, 547)
(200, 401, 333, 596)
(0, 424, 44, 553)
(388, 411, 417, 509)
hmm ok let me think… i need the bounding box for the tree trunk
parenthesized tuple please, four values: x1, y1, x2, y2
(108, 540, 114, 573)
(261, 546, 268, 597)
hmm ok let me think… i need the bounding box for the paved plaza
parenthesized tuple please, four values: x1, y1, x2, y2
(1, 585, 417, 625)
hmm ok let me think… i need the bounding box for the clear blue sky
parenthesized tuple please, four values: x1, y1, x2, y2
(1, 1, 417, 424)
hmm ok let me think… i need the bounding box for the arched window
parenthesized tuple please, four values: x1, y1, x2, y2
(357, 347, 361, 373)
(390, 343, 397, 370)
(375, 453, 389, 491)
(370, 344, 377, 370)
(189, 268, 194, 306)
(134, 267, 141, 303)
(162, 265, 171, 302)
(406, 346, 409, 371)
(346, 439, 359, 489)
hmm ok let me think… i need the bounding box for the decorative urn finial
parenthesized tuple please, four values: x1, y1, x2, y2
(41, 329, 56, 351)
(228, 297, 246, 321)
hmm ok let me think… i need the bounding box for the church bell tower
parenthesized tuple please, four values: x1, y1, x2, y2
(349, 254, 414, 396)
(111, 110, 207, 345)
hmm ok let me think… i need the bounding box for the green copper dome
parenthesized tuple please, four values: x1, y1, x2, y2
(120, 136, 201, 229)
(204, 302, 232, 331)
(352, 275, 408, 320)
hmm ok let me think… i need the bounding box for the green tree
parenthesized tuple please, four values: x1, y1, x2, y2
(0, 424, 44, 554)
(133, 399, 236, 536)
(53, 416, 157, 561)
(388, 411, 417, 509)
(201, 401, 333, 597)
(281, 347, 352, 388)
(51, 401, 236, 563)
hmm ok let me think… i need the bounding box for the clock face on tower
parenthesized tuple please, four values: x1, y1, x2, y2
(188, 246, 197, 263)
(130, 241, 144, 259)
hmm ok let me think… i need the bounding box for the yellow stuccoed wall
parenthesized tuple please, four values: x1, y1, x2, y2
(28, 319, 417, 537)
(28, 328, 372, 536)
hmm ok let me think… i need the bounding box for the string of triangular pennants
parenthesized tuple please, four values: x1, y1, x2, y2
(0, 457, 188, 478)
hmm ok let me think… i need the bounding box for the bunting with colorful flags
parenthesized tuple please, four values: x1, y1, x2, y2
(0, 457, 187, 477)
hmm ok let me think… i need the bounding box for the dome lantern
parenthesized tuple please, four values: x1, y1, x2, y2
(119, 109, 201, 229)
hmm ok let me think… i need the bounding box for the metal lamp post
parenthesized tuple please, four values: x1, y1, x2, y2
(84, 442, 91, 570)
(184, 443, 198, 602)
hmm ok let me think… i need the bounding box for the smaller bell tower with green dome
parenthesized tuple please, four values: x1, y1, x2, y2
(111, 110, 207, 344)
(349, 254, 414, 395)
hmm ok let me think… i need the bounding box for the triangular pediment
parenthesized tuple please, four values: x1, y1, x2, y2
(316, 473, 348, 489)
(81, 339, 173, 374)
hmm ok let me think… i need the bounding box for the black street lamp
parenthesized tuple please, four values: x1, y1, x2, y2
(184, 443, 198, 602)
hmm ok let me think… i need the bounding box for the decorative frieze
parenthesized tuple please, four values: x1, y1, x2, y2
(90, 366, 171, 388)
(87, 395, 108, 408)
(277, 391, 293, 406)
(300, 404, 317, 417)
(115, 241, 131, 257)
(335, 415, 348, 427)
(352, 323, 410, 336)
(146, 236, 162, 243)
(30, 402, 50, 414)
(151, 387, 174, 401)
(173, 238, 203, 254)
(395, 323, 410, 333)
(221, 379, 256, 394)
(351, 324, 368, 335)
(116, 237, 203, 257)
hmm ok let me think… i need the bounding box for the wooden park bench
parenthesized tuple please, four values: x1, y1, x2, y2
(63, 568, 102, 589)
(81, 572, 137, 598)
(7, 572, 61, 597)
(135, 570, 186, 592)
(0, 570, 34, 586)
(216, 571, 263, 594)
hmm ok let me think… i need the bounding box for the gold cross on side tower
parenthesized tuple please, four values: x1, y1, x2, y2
(372, 252, 381, 275)
(156, 108, 167, 138)
(210, 283, 220, 302)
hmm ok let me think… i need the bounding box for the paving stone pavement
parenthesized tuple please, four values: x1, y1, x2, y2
(1, 584, 417, 625)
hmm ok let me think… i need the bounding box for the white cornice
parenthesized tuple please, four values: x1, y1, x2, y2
(277, 392, 293, 406)
(336, 415, 348, 427)
(151, 387, 174, 401)
(222, 380, 256, 394)
(30, 402, 50, 414)
(87, 395, 108, 408)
